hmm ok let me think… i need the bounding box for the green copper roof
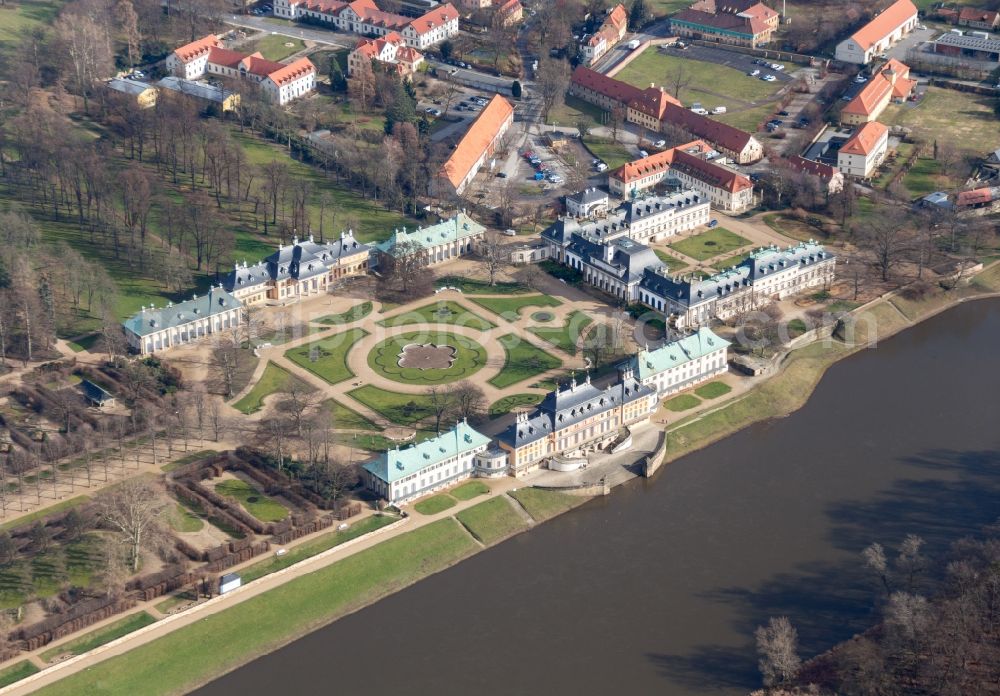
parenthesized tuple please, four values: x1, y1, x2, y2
(122, 288, 241, 338)
(629, 327, 730, 380)
(363, 421, 490, 484)
(375, 213, 485, 256)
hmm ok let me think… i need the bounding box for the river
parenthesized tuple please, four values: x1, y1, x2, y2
(194, 299, 1000, 695)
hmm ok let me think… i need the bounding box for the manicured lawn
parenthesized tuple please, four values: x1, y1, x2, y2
(469, 294, 561, 321)
(435, 276, 531, 295)
(881, 87, 1000, 161)
(669, 228, 750, 262)
(509, 487, 583, 522)
(547, 94, 608, 127)
(653, 249, 690, 274)
(717, 102, 774, 133)
(455, 497, 529, 545)
(527, 310, 593, 355)
(347, 386, 440, 427)
(489, 334, 562, 389)
(232, 362, 309, 414)
(239, 514, 399, 583)
(694, 381, 732, 400)
(284, 328, 368, 385)
(368, 331, 487, 385)
(167, 503, 204, 533)
(413, 494, 457, 515)
(450, 481, 489, 501)
(33, 520, 477, 696)
(40, 612, 157, 663)
(215, 479, 289, 523)
(582, 135, 633, 170)
(0, 661, 39, 689)
(648, 0, 691, 15)
(313, 302, 373, 325)
(377, 301, 496, 330)
(489, 393, 544, 416)
(251, 35, 305, 61)
(328, 399, 379, 431)
(711, 252, 749, 272)
(615, 49, 787, 112)
(664, 394, 701, 411)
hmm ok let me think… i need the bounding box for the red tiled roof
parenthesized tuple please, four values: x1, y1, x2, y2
(661, 102, 757, 154)
(842, 74, 893, 116)
(840, 121, 888, 156)
(442, 95, 514, 189)
(956, 187, 999, 206)
(612, 139, 752, 194)
(572, 66, 645, 104)
(672, 7, 769, 36)
(786, 156, 840, 180)
(607, 3, 628, 32)
(959, 7, 999, 23)
(266, 57, 316, 85)
(629, 87, 682, 120)
(497, 0, 522, 16)
(850, 0, 918, 50)
(174, 34, 223, 63)
(408, 3, 458, 35)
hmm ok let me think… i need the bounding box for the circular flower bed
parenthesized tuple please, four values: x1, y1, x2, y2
(368, 331, 487, 385)
(530, 311, 555, 323)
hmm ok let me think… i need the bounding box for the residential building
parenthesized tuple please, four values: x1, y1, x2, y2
(637, 242, 835, 328)
(565, 188, 611, 218)
(374, 212, 486, 265)
(361, 421, 491, 504)
(621, 327, 730, 398)
(274, 0, 460, 50)
(106, 77, 158, 108)
(496, 374, 657, 476)
(495, 0, 523, 25)
(166, 35, 316, 105)
(786, 156, 845, 194)
(459, 0, 490, 8)
(123, 287, 243, 355)
(439, 94, 514, 195)
(543, 190, 711, 261)
(837, 121, 889, 178)
(670, 0, 778, 47)
(348, 32, 425, 77)
(931, 32, 1000, 62)
(958, 7, 1000, 29)
(609, 140, 755, 212)
(224, 231, 371, 305)
(580, 3, 629, 65)
(157, 76, 241, 112)
(840, 59, 915, 125)
(834, 0, 918, 64)
(565, 235, 665, 302)
(569, 67, 763, 163)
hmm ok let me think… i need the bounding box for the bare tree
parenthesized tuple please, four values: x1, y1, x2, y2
(425, 386, 456, 434)
(861, 207, 913, 282)
(452, 381, 486, 423)
(666, 63, 692, 104)
(479, 231, 510, 286)
(755, 616, 801, 688)
(97, 478, 167, 572)
(537, 58, 571, 124)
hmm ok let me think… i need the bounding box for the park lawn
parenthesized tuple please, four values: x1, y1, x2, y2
(653, 249, 691, 275)
(435, 276, 530, 295)
(489, 393, 544, 416)
(347, 386, 440, 427)
(648, 0, 691, 15)
(376, 301, 496, 330)
(0, 496, 89, 532)
(215, 479, 290, 523)
(583, 135, 633, 170)
(509, 487, 584, 522)
(340, 429, 437, 452)
(664, 394, 701, 411)
(489, 334, 562, 389)
(328, 399, 379, 431)
(40, 612, 157, 663)
(712, 252, 749, 272)
(369, 331, 486, 385)
(902, 157, 952, 197)
(232, 362, 310, 414)
(239, 514, 399, 583)
(250, 35, 305, 61)
(167, 503, 204, 533)
(450, 481, 489, 501)
(669, 228, 750, 262)
(615, 50, 785, 110)
(455, 497, 529, 545)
(0, 661, 39, 689)
(547, 94, 607, 127)
(0, 0, 65, 50)
(33, 519, 478, 696)
(231, 130, 416, 244)
(527, 310, 593, 355)
(717, 102, 773, 133)
(880, 87, 1000, 160)
(695, 381, 732, 399)
(284, 328, 368, 385)
(470, 294, 562, 321)
(313, 301, 373, 325)
(413, 494, 457, 515)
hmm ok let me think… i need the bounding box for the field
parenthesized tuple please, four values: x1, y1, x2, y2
(232, 362, 310, 414)
(40, 612, 157, 663)
(0, 0, 65, 51)
(215, 479, 289, 522)
(527, 310, 594, 355)
(615, 50, 786, 115)
(489, 334, 562, 389)
(547, 95, 608, 128)
(314, 302, 373, 325)
(347, 385, 439, 427)
(413, 494, 457, 516)
(367, 331, 487, 385)
(376, 301, 496, 330)
(32, 519, 478, 696)
(582, 135, 633, 170)
(509, 487, 583, 522)
(669, 228, 750, 261)
(880, 88, 1000, 160)
(489, 393, 544, 416)
(455, 497, 529, 545)
(328, 399, 379, 431)
(284, 328, 368, 385)
(469, 294, 562, 321)
(250, 35, 305, 61)
(901, 157, 953, 198)
(648, 0, 691, 15)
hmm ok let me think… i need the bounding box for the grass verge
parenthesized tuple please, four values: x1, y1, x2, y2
(455, 497, 529, 545)
(413, 494, 457, 516)
(40, 612, 157, 663)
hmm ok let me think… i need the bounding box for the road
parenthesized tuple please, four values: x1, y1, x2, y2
(225, 15, 357, 49)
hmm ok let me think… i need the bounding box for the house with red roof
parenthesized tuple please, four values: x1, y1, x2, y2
(958, 7, 1000, 29)
(167, 35, 316, 105)
(840, 58, 916, 125)
(274, 0, 459, 49)
(786, 156, 845, 194)
(580, 4, 629, 65)
(671, 0, 778, 47)
(348, 32, 424, 78)
(837, 121, 889, 178)
(835, 0, 918, 64)
(956, 186, 1000, 210)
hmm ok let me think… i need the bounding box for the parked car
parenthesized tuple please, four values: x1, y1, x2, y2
(496, 172, 508, 178)
(749, 69, 760, 77)
(547, 174, 563, 184)
(596, 162, 608, 172)
(712, 106, 727, 114)
(778, 110, 789, 116)
(773, 64, 785, 71)
(708, 219, 718, 228)
(425, 107, 442, 116)
(533, 171, 545, 180)
(653, 139, 666, 148)
(503, 228, 517, 236)
(690, 107, 709, 115)
(638, 150, 649, 158)
(855, 74, 867, 83)
(762, 74, 776, 82)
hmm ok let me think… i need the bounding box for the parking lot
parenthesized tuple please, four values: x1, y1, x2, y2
(660, 43, 799, 85)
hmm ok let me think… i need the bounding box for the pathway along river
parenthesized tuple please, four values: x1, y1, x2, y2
(195, 299, 1000, 695)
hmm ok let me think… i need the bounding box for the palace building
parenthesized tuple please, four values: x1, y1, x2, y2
(621, 327, 730, 398)
(123, 287, 243, 355)
(374, 213, 486, 266)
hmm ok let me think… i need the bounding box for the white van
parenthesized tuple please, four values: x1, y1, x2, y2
(712, 106, 727, 114)
(690, 107, 709, 115)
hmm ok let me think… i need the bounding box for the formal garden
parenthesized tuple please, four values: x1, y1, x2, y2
(367, 331, 488, 385)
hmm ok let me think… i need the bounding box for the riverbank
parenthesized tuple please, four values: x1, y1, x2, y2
(10, 265, 1000, 696)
